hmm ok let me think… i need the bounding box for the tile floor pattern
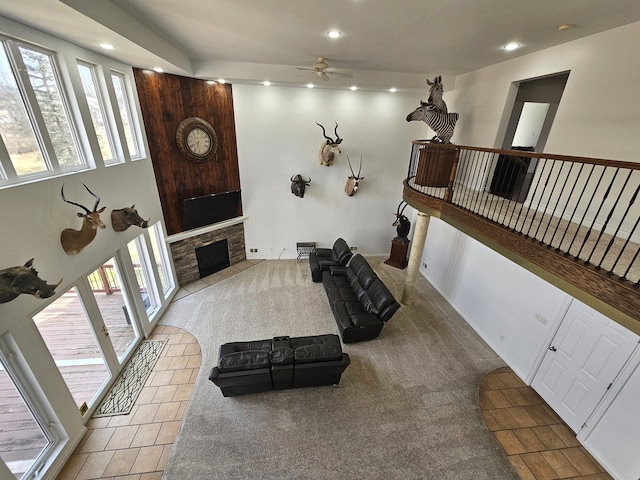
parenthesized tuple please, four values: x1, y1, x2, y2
(481, 367, 613, 480)
(55, 261, 614, 480)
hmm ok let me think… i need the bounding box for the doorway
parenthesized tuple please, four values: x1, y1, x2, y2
(492, 72, 570, 202)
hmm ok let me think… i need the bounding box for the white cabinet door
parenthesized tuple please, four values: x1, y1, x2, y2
(532, 299, 639, 432)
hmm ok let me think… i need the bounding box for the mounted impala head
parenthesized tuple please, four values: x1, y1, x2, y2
(345, 155, 364, 196)
(60, 183, 106, 255)
(111, 205, 150, 232)
(316, 121, 342, 166)
(0, 258, 62, 304)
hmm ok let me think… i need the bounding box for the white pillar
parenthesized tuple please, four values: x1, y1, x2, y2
(401, 213, 430, 305)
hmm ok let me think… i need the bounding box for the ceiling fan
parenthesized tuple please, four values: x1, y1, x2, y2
(295, 57, 354, 81)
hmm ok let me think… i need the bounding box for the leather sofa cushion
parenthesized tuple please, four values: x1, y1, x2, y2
(270, 347, 294, 365)
(294, 344, 344, 364)
(331, 238, 353, 265)
(368, 279, 400, 322)
(219, 339, 272, 357)
(218, 351, 271, 372)
(348, 254, 377, 289)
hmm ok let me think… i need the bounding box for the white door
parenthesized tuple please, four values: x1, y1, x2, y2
(532, 299, 639, 432)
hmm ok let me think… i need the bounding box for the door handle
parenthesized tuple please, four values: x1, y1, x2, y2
(548, 345, 557, 352)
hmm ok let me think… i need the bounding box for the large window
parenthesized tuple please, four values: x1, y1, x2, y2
(111, 71, 140, 160)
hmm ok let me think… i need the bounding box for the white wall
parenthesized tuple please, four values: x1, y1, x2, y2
(421, 20, 640, 479)
(233, 85, 425, 258)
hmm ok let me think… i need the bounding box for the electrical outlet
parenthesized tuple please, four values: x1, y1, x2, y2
(422, 262, 428, 269)
(350, 246, 358, 251)
(249, 248, 258, 253)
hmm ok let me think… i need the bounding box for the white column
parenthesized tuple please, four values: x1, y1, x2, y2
(401, 213, 430, 305)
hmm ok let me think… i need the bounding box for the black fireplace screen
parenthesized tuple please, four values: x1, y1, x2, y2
(195, 239, 230, 277)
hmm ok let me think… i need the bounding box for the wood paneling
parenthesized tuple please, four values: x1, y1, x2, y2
(133, 70, 241, 235)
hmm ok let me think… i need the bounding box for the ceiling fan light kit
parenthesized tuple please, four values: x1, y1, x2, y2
(295, 57, 354, 81)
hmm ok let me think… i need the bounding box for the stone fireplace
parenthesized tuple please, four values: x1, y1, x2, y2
(168, 218, 246, 286)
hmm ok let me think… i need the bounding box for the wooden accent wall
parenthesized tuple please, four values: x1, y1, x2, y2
(133, 70, 241, 235)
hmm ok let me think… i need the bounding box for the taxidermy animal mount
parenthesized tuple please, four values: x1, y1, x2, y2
(426, 75, 448, 113)
(111, 205, 150, 232)
(316, 122, 342, 166)
(0, 259, 62, 303)
(60, 183, 106, 255)
(393, 201, 411, 241)
(291, 174, 311, 198)
(406, 102, 459, 144)
(345, 155, 365, 196)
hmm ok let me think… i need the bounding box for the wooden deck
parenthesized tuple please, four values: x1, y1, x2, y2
(1, 289, 142, 475)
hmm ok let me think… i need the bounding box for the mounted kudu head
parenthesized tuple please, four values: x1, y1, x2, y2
(345, 155, 365, 196)
(291, 174, 311, 198)
(60, 183, 106, 255)
(316, 122, 343, 166)
(111, 205, 150, 232)
(0, 258, 62, 304)
(393, 201, 411, 240)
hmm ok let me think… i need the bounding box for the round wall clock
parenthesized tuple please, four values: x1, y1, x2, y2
(175, 116, 218, 163)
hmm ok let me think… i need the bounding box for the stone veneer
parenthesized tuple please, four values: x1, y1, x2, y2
(169, 223, 246, 286)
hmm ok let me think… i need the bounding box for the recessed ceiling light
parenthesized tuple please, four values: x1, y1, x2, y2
(99, 43, 114, 50)
(327, 30, 342, 38)
(307, 83, 314, 89)
(389, 88, 397, 93)
(350, 86, 357, 91)
(263, 81, 271, 86)
(503, 42, 521, 51)
(207, 80, 217, 85)
(153, 67, 164, 73)
(218, 78, 226, 84)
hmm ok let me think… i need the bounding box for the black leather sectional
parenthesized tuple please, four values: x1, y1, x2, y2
(209, 334, 350, 397)
(322, 254, 401, 343)
(308, 237, 353, 282)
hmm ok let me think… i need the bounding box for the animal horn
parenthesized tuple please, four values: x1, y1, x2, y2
(82, 183, 101, 212)
(334, 122, 342, 144)
(291, 175, 296, 182)
(61, 184, 91, 214)
(316, 122, 331, 141)
(399, 202, 409, 216)
(358, 155, 363, 178)
(347, 155, 355, 177)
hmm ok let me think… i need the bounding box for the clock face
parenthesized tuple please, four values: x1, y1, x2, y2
(186, 127, 212, 156)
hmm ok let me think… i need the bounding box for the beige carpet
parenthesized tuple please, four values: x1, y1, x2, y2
(158, 258, 518, 479)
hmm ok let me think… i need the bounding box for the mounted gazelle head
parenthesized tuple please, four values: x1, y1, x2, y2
(393, 201, 411, 240)
(60, 183, 106, 255)
(316, 121, 342, 166)
(0, 258, 62, 304)
(291, 174, 311, 198)
(111, 205, 150, 232)
(345, 155, 364, 196)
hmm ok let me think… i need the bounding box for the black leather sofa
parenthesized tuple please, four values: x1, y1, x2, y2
(309, 238, 353, 282)
(209, 334, 350, 397)
(322, 254, 401, 343)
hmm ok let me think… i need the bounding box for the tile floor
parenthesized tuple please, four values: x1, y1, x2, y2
(481, 367, 613, 480)
(55, 261, 614, 480)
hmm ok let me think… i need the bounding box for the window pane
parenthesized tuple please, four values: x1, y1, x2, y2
(0, 45, 48, 176)
(86, 259, 139, 362)
(0, 356, 51, 479)
(149, 223, 172, 295)
(127, 239, 157, 318)
(32, 288, 110, 408)
(19, 45, 83, 169)
(111, 73, 139, 158)
(78, 63, 116, 164)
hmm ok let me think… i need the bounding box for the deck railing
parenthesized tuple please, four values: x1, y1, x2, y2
(406, 141, 640, 285)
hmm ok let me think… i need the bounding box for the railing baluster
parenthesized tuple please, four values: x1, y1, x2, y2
(553, 162, 589, 250)
(609, 177, 640, 277)
(533, 160, 565, 241)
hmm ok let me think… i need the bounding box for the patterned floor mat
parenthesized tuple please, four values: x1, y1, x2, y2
(93, 339, 167, 417)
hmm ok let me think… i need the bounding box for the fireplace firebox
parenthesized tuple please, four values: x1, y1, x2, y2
(195, 240, 230, 278)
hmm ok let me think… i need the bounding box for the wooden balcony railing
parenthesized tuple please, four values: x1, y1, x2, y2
(403, 141, 640, 333)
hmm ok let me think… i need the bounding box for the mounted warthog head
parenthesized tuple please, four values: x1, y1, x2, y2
(316, 122, 342, 166)
(60, 183, 106, 255)
(345, 155, 364, 196)
(111, 205, 150, 232)
(0, 259, 62, 304)
(291, 174, 311, 198)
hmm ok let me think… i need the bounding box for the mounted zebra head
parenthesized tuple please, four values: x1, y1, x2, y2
(316, 122, 342, 166)
(345, 155, 364, 196)
(426, 75, 448, 114)
(406, 101, 459, 144)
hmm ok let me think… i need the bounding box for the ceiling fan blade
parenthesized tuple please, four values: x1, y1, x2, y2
(321, 72, 331, 81)
(328, 71, 354, 79)
(295, 67, 316, 72)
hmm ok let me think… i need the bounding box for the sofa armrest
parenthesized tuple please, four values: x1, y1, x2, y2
(350, 313, 382, 328)
(314, 247, 333, 258)
(329, 266, 347, 276)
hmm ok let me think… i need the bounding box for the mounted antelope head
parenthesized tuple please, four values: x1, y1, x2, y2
(0, 258, 62, 304)
(291, 174, 311, 198)
(60, 183, 106, 255)
(111, 205, 150, 232)
(393, 201, 411, 240)
(316, 122, 342, 166)
(345, 155, 364, 196)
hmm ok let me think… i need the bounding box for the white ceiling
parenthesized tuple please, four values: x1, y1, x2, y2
(2, 0, 640, 91)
